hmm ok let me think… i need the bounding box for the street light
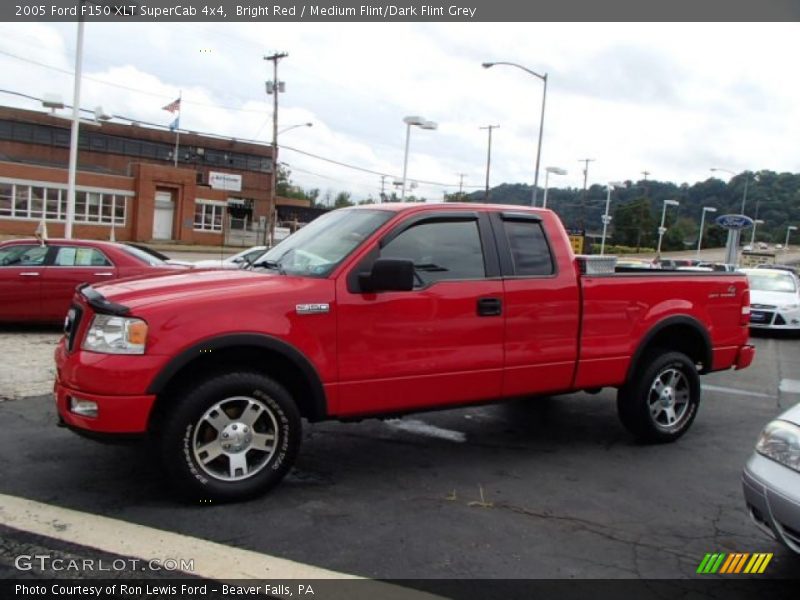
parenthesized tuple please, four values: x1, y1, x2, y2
(696, 206, 718, 257)
(541, 166, 567, 209)
(401, 115, 437, 201)
(482, 61, 548, 206)
(710, 167, 756, 215)
(749, 219, 764, 248)
(278, 122, 312, 135)
(656, 199, 680, 257)
(786, 226, 798, 251)
(599, 181, 624, 255)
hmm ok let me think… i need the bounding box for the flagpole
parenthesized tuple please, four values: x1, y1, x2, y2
(173, 90, 181, 167)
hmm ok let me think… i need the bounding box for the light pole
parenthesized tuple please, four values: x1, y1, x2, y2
(264, 51, 288, 246)
(657, 199, 680, 257)
(541, 166, 566, 209)
(401, 115, 437, 201)
(696, 206, 718, 257)
(599, 181, 624, 255)
(278, 122, 312, 135)
(482, 61, 547, 206)
(710, 167, 756, 215)
(749, 219, 764, 248)
(64, 18, 85, 239)
(480, 124, 499, 202)
(786, 226, 798, 250)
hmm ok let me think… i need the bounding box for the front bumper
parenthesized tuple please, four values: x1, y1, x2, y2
(749, 307, 800, 329)
(55, 377, 157, 434)
(55, 341, 160, 435)
(742, 452, 800, 554)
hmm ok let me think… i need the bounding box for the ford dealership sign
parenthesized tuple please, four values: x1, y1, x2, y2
(715, 214, 754, 230)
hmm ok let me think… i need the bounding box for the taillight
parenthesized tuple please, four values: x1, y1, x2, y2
(740, 289, 750, 326)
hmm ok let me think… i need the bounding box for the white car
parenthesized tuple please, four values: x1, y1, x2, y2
(193, 246, 267, 270)
(741, 268, 800, 330)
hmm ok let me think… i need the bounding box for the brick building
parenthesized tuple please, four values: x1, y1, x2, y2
(0, 105, 291, 244)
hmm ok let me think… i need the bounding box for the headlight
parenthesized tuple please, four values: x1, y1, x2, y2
(780, 303, 800, 311)
(82, 314, 148, 355)
(755, 420, 800, 472)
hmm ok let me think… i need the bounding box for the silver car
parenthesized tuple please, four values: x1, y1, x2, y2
(743, 402, 800, 554)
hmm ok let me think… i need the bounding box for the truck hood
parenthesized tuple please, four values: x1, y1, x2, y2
(750, 289, 799, 308)
(91, 269, 299, 312)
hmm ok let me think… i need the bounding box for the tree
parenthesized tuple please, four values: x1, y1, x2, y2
(334, 191, 354, 208)
(611, 198, 655, 250)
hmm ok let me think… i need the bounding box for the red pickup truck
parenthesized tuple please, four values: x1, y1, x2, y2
(55, 203, 754, 501)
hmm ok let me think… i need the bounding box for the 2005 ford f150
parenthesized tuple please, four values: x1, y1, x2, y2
(55, 203, 755, 501)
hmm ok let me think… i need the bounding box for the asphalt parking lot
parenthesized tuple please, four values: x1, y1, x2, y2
(0, 328, 798, 580)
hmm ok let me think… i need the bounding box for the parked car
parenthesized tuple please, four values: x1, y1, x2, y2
(192, 246, 267, 270)
(759, 242, 769, 250)
(741, 268, 800, 330)
(55, 203, 754, 501)
(654, 258, 699, 269)
(756, 263, 798, 276)
(0, 238, 189, 323)
(743, 402, 800, 554)
(123, 243, 194, 267)
(697, 262, 738, 273)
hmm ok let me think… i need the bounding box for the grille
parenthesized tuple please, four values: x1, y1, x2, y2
(775, 314, 787, 325)
(64, 305, 83, 352)
(749, 310, 775, 325)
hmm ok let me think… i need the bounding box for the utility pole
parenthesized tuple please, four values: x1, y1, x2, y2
(457, 173, 467, 201)
(578, 158, 595, 229)
(479, 125, 499, 202)
(635, 170, 650, 253)
(264, 51, 288, 246)
(379, 175, 388, 203)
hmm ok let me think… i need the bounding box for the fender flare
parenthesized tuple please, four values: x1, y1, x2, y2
(146, 333, 327, 421)
(626, 315, 712, 382)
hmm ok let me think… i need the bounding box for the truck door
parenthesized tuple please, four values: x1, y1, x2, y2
(490, 212, 581, 396)
(335, 211, 504, 416)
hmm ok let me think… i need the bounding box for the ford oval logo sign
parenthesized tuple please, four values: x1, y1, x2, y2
(715, 214, 754, 230)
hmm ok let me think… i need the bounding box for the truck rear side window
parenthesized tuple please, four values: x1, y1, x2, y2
(503, 220, 554, 276)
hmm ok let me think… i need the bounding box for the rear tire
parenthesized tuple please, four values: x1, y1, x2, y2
(617, 350, 700, 443)
(158, 371, 301, 502)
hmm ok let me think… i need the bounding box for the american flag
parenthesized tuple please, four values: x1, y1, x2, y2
(162, 97, 181, 113)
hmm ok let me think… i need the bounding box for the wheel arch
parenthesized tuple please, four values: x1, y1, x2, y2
(626, 315, 712, 383)
(146, 334, 328, 427)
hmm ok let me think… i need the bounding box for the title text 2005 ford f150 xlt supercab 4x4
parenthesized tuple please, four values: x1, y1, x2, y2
(55, 203, 755, 501)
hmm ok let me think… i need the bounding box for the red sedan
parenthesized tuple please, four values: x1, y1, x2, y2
(0, 238, 189, 323)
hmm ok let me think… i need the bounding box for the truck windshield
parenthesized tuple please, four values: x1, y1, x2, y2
(257, 209, 393, 277)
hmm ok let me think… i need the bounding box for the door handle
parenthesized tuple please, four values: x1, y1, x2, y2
(19, 272, 40, 276)
(93, 272, 114, 276)
(477, 297, 502, 317)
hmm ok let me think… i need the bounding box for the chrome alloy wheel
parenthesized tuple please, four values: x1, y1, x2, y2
(648, 367, 691, 431)
(191, 396, 279, 482)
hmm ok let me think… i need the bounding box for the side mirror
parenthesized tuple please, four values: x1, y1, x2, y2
(359, 258, 415, 293)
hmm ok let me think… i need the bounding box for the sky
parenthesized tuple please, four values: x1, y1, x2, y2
(0, 21, 798, 204)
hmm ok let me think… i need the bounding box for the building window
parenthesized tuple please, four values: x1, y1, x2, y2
(0, 179, 129, 226)
(0, 183, 12, 216)
(194, 201, 224, 232)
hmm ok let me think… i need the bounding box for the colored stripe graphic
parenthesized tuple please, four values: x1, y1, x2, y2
(698, 552, 773, 574)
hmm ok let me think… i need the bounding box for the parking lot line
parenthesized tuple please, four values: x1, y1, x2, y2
(701, 384, 775, 399)
(779, 379, 800, 394)
(0, 492, 355, 580)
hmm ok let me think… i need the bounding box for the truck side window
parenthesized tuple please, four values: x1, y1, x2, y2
(503, 220, 554, 276)
(381, 220, 486, 286)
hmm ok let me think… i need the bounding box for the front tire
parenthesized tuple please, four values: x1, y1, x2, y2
(617, 351, 700, 443)
(159, 371, 301, 502)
